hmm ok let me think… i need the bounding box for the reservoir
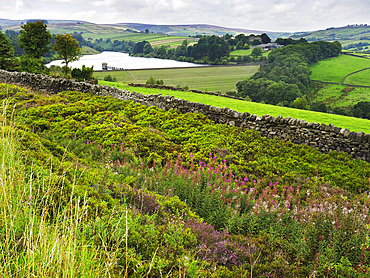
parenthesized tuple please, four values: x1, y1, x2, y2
(46, 51, 204, 70)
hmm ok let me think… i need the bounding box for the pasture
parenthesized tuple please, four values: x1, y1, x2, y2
(94, 65, 259, 93)
(345, 68, 370, 86)
(99, 81, 370, 133)
(313, 84, 370, 108)
(230, 49, 271, 57)
(310, 54, 370, 84)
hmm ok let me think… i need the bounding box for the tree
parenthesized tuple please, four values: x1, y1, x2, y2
(251, 47, 262, 57)
(18, 20, 51, 59)
(53, 33, 82, 73)
(17, 55, 46, 74)
(260, 33, 271, 44)
(0, 31, 17, 70)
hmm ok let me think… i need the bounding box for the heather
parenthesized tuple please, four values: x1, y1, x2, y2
(1, 83, 370, 277)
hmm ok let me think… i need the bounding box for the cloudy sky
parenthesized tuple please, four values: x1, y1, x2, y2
(1, 0, 369, 32)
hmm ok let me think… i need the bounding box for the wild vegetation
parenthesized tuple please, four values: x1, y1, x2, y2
(1, 83, 370, 277)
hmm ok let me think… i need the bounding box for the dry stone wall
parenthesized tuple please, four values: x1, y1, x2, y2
(0, 70, 369, 162)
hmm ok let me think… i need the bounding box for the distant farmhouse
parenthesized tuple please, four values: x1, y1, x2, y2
(251, 43, 283, 51)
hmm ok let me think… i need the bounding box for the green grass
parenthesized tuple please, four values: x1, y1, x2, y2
(310, 55, 370, 83)
(94, 65, 259, 93)
(314, 84, 370, 108)
(345, 68, 370, 86)
(230, 49, 271, 57)
(81, 46, 99, 55)
(99, 81, 370, 133)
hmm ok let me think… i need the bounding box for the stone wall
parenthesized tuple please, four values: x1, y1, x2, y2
(0, 70, 369, 162)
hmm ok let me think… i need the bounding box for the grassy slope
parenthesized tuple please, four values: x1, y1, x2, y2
(94, 65, 259, 93)
(99, 81, 370, 133)
(230, 49, 271, 57)
(313, 84, 370, 108)
(309, 54, 370, 108)
(310, 55, 370, 83)
(291, 25, 370, 51)
(346, 68, 370, 86)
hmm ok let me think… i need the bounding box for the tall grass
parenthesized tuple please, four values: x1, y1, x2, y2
(0, 101, 125, 277)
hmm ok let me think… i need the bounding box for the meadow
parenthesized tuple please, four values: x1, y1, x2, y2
(1, 83, 370, 277)
(310, 54, 370, 84)
(230, 49, 271, 57)
(94, 65, 259, 93)
(313, 84, 370, 108)
(99, 81, 370, 133)
(345, 68, 370, 86)
(309, 54, 370, 110)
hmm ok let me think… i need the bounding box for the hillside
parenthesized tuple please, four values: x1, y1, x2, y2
(117, 23, 287, 39)
(291, 24, 370, 52)
(1, 82, 370, 276)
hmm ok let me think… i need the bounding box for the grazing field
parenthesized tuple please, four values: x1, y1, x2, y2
(94, 65, 259, 93)
(345, 68, 370, 86)
(310, 54, 370, 84)
(99, 81, 370, 133)
(313, 84, 370, 108)
(230, 49, 271, 57)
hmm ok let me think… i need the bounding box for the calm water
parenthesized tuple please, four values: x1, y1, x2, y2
(46, 51, 204, 70)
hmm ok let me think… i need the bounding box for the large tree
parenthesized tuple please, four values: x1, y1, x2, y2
(53, 33, 82, 73)
(18, 21, 52, 59)
(0, 31, 17, 71)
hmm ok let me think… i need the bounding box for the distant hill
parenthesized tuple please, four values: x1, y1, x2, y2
(291, 24, 370, 51)
(0, 19, 88, 29)
(116, 23, 287, 39)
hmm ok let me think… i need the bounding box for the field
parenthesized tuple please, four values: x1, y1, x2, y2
(230, 49, 271, 57)
(99, 81, 370, 133)
(310, 54, 370, 84)
(94, 65, 259, 93)
(309, 54, 370, 109)
(313, 84, 370, 108)
(346, 68, 370, 86)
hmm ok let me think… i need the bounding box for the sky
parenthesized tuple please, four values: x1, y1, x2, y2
(0, 0, 369, 32)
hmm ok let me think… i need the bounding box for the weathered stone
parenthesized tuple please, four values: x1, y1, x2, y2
(364, 134, 370, 144)
(356, 131, 365, 143)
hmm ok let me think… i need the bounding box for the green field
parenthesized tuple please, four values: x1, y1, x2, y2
(345, 68, 370, 86)
(230, 49, 271, 57)
(310, 54, 370, 83)
(99, 81, 370, 133)
(313, 84, 370, 108)
(94, 65, 258, 93)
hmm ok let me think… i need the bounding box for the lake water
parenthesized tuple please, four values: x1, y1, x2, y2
(46, 51, 204, 70)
